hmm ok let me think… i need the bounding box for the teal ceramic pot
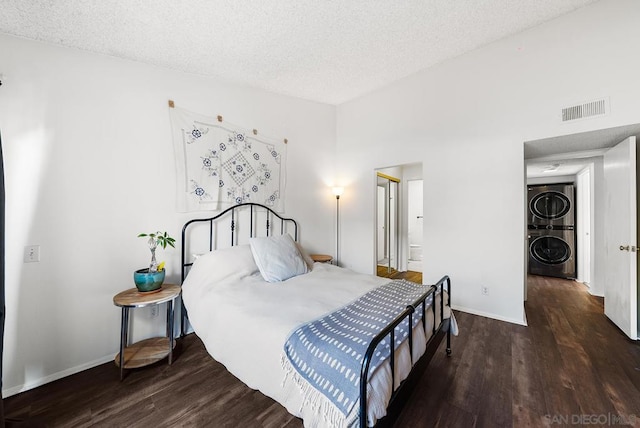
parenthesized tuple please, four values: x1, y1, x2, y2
(133, 268, 165, 292)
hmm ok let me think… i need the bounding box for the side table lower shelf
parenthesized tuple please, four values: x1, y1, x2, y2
(114, 337, 177, 369)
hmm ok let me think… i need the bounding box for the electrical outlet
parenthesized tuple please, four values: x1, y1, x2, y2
(481, 285, 489, 296)
(24, 245, 41, 263)
(151, 306, 159, 318)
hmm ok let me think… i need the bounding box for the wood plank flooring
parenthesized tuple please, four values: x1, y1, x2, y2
(376, 266, 422, 284)
(4, 275, 640, 427)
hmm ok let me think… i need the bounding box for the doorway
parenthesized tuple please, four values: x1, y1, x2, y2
(375, 163, 423, 280)
(407, 179, 423, 272)
(376, 172, 399, 273)
(524, 123, 640, 340)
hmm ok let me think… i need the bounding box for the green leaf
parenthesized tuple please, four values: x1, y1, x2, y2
(138, 230, 176, 250)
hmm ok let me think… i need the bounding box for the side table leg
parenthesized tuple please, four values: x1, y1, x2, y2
(167, 299, 175, 365)
(120, 307, 129, 381)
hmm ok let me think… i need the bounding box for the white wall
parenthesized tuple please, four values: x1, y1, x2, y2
(336, 0, 640, 325)
(0, 34, 336, 395)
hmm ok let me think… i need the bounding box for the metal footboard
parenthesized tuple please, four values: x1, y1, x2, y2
(359, 275, 452, 428)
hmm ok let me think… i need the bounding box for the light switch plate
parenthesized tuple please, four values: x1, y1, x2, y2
(24, 245, 41, 263)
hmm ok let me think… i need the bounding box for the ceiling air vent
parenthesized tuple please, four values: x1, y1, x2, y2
(562, 98, 607, 122)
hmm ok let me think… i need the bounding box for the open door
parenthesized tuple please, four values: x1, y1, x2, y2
(603, 136, 638, 340)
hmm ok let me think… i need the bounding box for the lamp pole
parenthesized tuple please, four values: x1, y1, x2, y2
(335, 193, 340, 266)
(332, 187, 344, 266)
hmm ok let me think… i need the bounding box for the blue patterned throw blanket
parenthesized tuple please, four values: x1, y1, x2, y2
(282, 280, 433, 426)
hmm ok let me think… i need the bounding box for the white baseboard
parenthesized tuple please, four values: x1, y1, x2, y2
(2, 354, 115, 398)
(451, 304, 528, 326)
(3, 323, 194, 398)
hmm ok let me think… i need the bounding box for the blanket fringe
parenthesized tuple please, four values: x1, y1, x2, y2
(281, 355, 362, 428)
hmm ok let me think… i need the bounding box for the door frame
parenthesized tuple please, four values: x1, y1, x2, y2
(576, 165, 594, 287)
(407, 179, 424, 273)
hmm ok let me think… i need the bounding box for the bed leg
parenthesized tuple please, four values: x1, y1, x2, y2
(446, 327, 452, 357)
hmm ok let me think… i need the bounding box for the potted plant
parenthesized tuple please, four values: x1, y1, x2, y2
(134, 231, 176, 292)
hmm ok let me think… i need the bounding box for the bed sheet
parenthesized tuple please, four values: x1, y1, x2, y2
(182, 251, 452, 427)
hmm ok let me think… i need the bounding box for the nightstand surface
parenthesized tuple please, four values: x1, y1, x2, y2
(310, 254, 333, 263)
(114, 284, 181, 307)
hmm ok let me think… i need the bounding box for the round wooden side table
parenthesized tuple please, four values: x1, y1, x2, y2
(113, 284, 181, 380)
(310, 254, 333, 264)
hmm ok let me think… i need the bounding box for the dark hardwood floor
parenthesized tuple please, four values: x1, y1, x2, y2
(4, 275, 640, 427)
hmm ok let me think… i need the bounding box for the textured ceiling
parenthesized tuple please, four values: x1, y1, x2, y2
(0, 0, 598, 104)
(524, 123, 640, 159)
(525, 123, 640, 178)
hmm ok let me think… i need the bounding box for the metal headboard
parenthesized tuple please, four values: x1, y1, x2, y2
(180, 203, 298, 335)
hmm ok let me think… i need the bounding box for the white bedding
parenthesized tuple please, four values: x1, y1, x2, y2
(182, 245, 453, 427)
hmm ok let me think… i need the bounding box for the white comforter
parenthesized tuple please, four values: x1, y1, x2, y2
(182, 245, 453, 427)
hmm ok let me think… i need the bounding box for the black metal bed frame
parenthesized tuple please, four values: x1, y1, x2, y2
(179, 203, 452, 428)
(180, 202, 298, 335)
(360, 275, 451, 428)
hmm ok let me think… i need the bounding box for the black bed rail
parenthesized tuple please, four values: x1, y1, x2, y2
(180, 203, 298, 335)
(359, 275, 452, 428)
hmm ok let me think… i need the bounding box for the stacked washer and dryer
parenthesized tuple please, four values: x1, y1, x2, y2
(527, 183, 576, 279)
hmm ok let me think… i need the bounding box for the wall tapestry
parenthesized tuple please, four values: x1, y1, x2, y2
(170, 104, 286, 212)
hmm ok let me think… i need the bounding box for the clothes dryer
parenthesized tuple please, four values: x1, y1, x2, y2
(527, 184, 575, 227)
(528, 225, 576, 279)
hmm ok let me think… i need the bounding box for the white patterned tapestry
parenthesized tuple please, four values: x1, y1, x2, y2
(170, 106, 286, 212)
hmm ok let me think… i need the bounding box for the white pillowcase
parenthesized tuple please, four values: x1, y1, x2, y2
(185, 245, 259, 285)
(249, 234, 308, 282)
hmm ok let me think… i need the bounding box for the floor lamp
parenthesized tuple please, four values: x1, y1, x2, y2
(332, 187, 344, 266)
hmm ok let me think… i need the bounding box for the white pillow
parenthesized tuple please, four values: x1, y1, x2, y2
(185, 245, 259, 285)
(249, 234, 308, 282)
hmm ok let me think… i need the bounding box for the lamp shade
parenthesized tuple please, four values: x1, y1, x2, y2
(332, 187, 344, 197)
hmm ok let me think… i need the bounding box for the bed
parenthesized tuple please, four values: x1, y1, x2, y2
(180, 203, 455, 427)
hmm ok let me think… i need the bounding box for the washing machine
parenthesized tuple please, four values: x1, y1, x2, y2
(527, 183, 575, 227)
(528, 225, 576, 279)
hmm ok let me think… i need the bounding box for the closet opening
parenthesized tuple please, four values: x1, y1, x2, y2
(376, 172, 399, 274)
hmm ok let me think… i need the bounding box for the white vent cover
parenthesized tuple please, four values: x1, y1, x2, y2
(562, 98, 608, 122)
